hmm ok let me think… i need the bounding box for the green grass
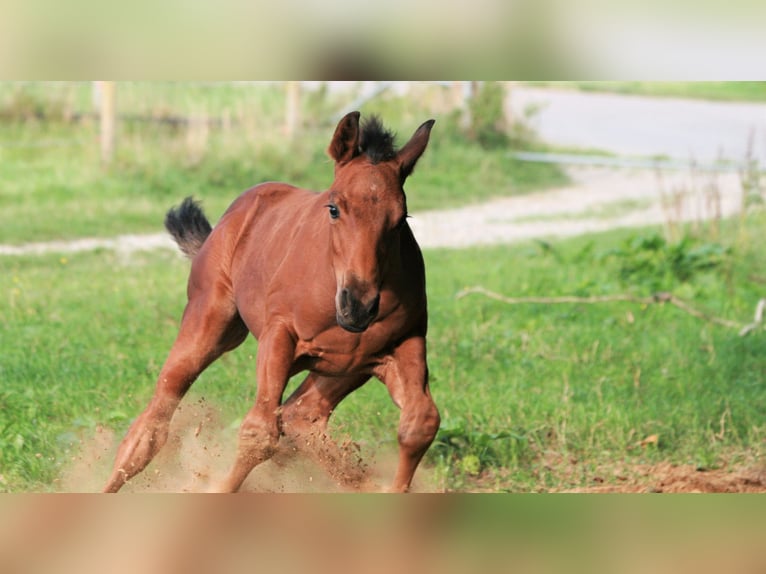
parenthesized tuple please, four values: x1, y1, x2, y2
(528, 81, 766, 103)
(1, 216, 764, 492)
(0, 82, 291, 121)
(425, 222, 766, 491)
(0, 126, 566, 244)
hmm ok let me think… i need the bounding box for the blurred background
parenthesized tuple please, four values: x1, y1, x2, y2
(1, 81, 765, 248)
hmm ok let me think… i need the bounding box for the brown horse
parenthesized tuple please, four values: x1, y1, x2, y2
(103, 112, 440, 492)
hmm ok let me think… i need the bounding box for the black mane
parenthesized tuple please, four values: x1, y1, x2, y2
(359, 116, 397, 164)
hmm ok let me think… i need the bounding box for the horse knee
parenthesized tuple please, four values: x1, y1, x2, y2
(399, 400, 440, 451)
(238, 418, 280, 460)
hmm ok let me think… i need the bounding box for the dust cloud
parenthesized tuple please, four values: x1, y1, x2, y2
(58, 398, 433, 493)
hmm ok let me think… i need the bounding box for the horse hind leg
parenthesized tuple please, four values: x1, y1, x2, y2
(103, 297, 248, 493)
(279, 372, 370, 489)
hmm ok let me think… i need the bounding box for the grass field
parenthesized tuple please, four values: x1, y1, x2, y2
(1, 214, 764, 492)
(1, 82, 764, 492)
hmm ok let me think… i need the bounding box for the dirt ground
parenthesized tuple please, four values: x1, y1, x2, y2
(60, 399, 417, 494)
(59, 398, 766, 493)
(561, 461, 766, 493)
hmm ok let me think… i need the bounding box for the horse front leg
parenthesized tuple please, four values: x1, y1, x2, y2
(103, 352, 214, 492)
(279, 372, 370, 488)
(215, 325, 296, 493)
(103, 296, 247, 493)
(375, 335, 440, 493)
(281, 372, 369, 435)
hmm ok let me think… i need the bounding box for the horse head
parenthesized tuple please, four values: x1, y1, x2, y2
(325, 111, 434, 333)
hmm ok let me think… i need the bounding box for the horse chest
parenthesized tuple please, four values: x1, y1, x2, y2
(295, 318, 404, 376)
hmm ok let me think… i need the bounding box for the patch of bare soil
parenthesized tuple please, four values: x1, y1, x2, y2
(59, 399, 435, 493)
(559, 461, 766, 493)
(458, 455, 766, 494)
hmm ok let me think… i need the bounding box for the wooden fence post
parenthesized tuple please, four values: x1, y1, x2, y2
(452, 81, 477, 132)
(285, 81, 301, 139)
(99, 81, 116, 164)
(502, 81, 515, 131)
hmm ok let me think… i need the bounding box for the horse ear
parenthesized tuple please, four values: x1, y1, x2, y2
(398, 119, 435, 180)
(327, 111, 361, 164)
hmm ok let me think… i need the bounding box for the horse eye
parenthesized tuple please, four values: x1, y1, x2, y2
(326, 204, 340, 219)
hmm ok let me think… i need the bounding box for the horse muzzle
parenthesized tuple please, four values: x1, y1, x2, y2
(336, 288, 380, 333)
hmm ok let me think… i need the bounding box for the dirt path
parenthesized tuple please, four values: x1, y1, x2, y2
(0, 232, 173, 257)
(0, 166, 747, 257)
(410, 165, 744, 248)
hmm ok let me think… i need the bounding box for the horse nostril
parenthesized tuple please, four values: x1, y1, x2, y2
(368, 294, 380, 318)
(339, 288, 354, 317)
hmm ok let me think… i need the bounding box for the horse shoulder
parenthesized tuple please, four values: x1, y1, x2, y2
(224, 186, 328, 336)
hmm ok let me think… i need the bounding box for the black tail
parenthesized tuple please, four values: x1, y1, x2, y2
(164, 197, 213, 258)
